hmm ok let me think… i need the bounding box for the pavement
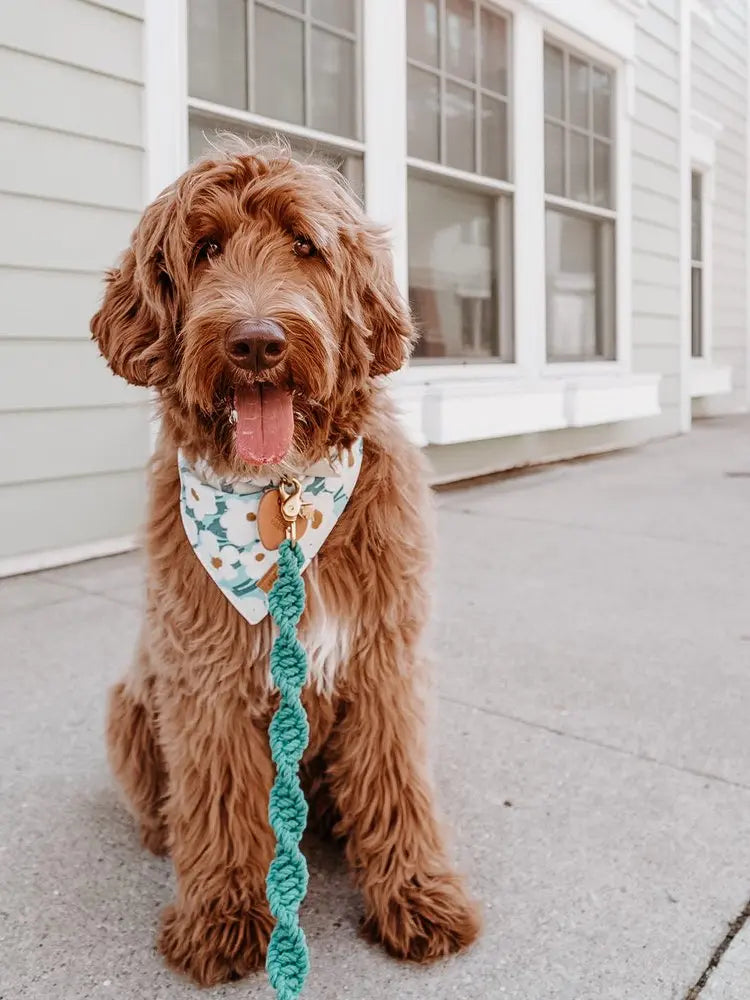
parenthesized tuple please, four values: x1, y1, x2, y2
(2, 415, 750, 1000)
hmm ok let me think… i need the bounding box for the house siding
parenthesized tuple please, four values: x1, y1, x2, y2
(692, 0, 749, 413)
(631, 0, 683, 437)
(0, 0, 148, 563)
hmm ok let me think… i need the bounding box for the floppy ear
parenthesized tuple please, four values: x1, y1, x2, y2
(359, 229, 416, 377)
(90, 196, 175, 387)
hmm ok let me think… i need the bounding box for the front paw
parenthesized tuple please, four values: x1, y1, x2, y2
(158, 898, 273, 986)
(362, 872, 481, 963)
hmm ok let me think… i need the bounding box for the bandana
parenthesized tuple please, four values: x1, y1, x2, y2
(178, 440, 364, 624)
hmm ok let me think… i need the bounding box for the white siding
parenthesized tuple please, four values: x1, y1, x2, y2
(692, 1, 749, 412)
(631, 1, 683, 435)
(0, 0, 148, 563)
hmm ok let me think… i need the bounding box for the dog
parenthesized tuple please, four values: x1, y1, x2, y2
(91, 141, 480, 986)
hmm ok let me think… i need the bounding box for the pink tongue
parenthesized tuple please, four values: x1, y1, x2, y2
(234, 385, 294, 464)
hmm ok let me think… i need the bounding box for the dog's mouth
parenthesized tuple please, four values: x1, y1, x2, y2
(232, 383, 294, 466)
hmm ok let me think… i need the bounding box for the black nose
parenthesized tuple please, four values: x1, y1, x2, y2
(225, 319, 287, 373)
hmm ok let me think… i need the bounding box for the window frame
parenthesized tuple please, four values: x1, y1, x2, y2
(186, 0, 366, 179)
(405, 0, 516, 366)
(690, 168, 706, 360)
(542, 36, 618, 366)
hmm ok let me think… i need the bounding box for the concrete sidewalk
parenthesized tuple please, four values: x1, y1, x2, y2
(3, 416, 750, 1000)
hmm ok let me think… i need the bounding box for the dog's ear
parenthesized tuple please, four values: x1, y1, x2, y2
(90, 195, 176, 388)
(357, 227, 416, 377)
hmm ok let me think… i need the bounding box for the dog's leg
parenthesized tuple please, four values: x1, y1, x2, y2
(155, 682, 275, 986)
(106, 643, 168, 856)
(328, 661, 481, 962)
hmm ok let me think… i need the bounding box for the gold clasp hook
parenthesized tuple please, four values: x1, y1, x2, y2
(279, 477, 303, 545)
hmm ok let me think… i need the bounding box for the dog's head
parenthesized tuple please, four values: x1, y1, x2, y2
(91, 141, 414, 471)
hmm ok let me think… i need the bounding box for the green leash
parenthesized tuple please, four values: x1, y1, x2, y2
(266, 528, 311, 999)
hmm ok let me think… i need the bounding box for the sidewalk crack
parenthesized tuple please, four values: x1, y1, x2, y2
(684, 897, 750, 998)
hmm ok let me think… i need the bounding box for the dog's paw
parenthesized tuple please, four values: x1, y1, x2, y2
(158, 899, 273, 986)
(361, 872, 481, 963)
(139, 820, 168, 857)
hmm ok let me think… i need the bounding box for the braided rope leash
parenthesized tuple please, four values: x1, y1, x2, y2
(266, 527, 311, 999)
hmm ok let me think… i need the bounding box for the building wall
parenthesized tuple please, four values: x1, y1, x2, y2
(691, 0, 749, 414)
(0, 0, 150, 566)
(630, 0, 683, 437)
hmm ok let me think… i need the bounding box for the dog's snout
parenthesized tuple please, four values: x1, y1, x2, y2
(225, 319, 287, 373)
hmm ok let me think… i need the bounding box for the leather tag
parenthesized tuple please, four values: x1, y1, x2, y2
(257, 489, 309, 551)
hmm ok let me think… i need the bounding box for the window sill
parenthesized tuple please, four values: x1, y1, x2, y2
(390, 369, 661, 446)
(689, 360, 732, 398)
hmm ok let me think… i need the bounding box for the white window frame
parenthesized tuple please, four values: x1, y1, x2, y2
(689, 166, 710, 362)
(144, 0, 659, 449)
(541, 37, 619, 368)
(405, 0, 516, 367)
(688, 109, 731, 399)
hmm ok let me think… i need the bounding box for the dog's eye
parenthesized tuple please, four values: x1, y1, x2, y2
(292, 236, 317, 259)
(196, 239, 221, 262)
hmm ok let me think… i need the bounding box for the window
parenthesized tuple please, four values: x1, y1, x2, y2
(187, 0, 363, 189)
(691, 170, 703, 358)
(544, 41, 615, 362)
(406, 0, 513, 361)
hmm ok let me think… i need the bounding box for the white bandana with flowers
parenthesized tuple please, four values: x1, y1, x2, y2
(178, 440, 364, 624)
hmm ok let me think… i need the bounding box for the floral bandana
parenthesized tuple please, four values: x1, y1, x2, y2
(178, 440, 364, 624)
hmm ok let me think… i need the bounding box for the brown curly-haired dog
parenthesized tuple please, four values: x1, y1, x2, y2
(92, 142, 480, 986)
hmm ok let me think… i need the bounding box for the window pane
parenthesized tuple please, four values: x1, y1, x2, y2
(569, 57, 589, 129)
(188, 0, 247, 108)
(254, 7, 304, 125)
(408, 177, 505, 359)
(311, 30, 356, 137)
(407, 0, 439, 67)
(311, 0, 355, 31)
(480, 8, 508, 95)
(445, 82, 475, 172)
(569, 130, 590, 203)
(446, 0, 475, 82)
(593, 67, 612, 137)
(691, 265, 703, 357)
(481, 96, 507, 180)
(407, 66, 440, 161)
(544, 43, 564, 120)
(691, 171, 702, 261)
(546, 209, 615, 361)
(593, 140, 611, 208)
(545, 122, 564, 195)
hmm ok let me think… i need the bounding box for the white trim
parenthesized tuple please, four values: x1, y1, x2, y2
(391, 371, 661, 445)
(188, 98, 367, 156)
(512, 7, 546, 373)
(364, 0, 408, 291)
(406, 156, 515, 196)
(0, 537, 137, 580)
(544, 193, 617, 221)
(688, 360, 732, 398)
(144, 0, 187, 200)
(678, 0, 692, 432)
(422, 378, 567, 444)
(564, 373, 660, 427)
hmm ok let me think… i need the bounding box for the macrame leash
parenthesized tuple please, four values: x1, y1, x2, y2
(266, 534, 311, 1000)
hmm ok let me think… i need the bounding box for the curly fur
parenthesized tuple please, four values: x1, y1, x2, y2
(93, 140, 480, 986)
